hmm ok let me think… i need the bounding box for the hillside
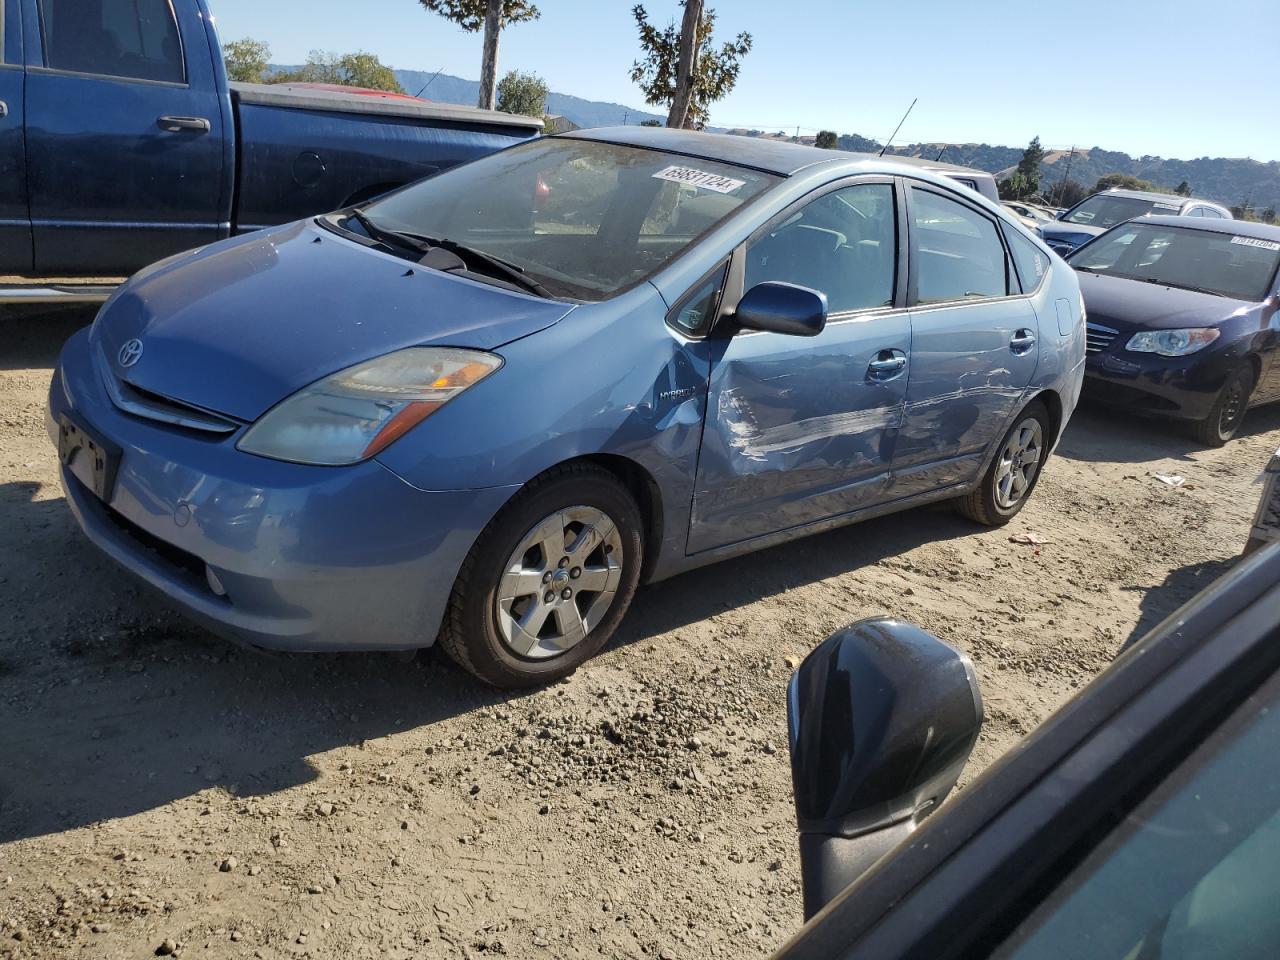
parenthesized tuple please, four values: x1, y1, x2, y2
(270, 66, 1279, 212)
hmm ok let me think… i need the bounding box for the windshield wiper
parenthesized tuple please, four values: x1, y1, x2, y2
(1139, 277, 1221, 297)
(348, 211, 553, 299)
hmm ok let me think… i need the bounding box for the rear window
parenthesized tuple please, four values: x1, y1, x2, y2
(363, 138, 779, 300)
(1062, 194, 1181, 229)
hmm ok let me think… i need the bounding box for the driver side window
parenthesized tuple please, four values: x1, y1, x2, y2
(744, 182, 897, 314)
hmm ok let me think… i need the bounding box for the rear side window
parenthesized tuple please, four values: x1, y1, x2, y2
(1007, 229, 1053, 294)
(39, 0, 184, 83)
(910, 187, 1009, 304)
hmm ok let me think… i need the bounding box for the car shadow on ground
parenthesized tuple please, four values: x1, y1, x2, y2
(0, 468, 975, 845)
(0, 306, 97, 370)
(1060, 400, 1280, 465)
(1118, 555, 1241, 650)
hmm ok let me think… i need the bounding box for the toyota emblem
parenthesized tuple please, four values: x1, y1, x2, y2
(118, 338, 144, 368)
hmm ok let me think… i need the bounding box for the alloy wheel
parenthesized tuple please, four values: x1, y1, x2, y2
(495, 505, 624, 659)
(994, 418, 1044, 510)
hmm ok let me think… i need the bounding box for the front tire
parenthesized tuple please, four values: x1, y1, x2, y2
(1192, 365, 1254, 447)
(956, 401, 1051, 527)
(438, 463, 643, 688)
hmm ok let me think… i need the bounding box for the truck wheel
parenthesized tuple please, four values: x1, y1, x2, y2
(956, 401, 1051, 527)
(1192, 365, 1254, 447)
(438, 463, 643, 688)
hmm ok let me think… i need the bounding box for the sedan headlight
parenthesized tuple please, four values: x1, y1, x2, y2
(1125, 328, 1220, 358)
(238, 347, 502, 465)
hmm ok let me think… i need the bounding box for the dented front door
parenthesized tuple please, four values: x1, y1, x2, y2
(688, 310, 911, 553)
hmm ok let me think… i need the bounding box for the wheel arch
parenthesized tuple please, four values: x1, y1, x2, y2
(551, 453, 665, 584)
(1030, 388, 1065, 447)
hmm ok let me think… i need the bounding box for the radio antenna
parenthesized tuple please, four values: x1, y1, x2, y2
(879, 98, 917, 157)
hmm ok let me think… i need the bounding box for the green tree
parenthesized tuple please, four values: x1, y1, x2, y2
(639, 118, 663, 127)
(418, 0, 540, 109)
(274, 50, 405, 93)
(1014, 136, 1044, 197)
(1262, 208, 1277, 225)
(496, 70, 549, 118)
(223, 37, 271, 84)
(1053, 179, 1089, 208)
(1175, 180, 1192, 196)
(1094, 173, 1159, 193)
(629, 3, 752, 129)
(998, 172, 1031, 201)
(814, 130, 838, 150)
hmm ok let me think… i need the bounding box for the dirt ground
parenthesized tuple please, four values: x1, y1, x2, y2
(2, 305, 1277, 960)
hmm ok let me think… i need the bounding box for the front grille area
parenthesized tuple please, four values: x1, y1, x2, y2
(95, 345, 240, 435)
(1086, 322, 1120, 355)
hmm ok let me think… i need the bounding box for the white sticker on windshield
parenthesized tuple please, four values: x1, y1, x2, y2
(1152, 202, 1181, 211)
(1231, 235, 1280, 251)
(652, 165, 746, 194)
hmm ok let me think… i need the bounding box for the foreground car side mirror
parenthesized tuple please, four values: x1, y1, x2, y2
(734, 281, 827, 337)
(787, 618, 984, 919)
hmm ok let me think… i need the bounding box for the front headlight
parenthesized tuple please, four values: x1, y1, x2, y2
(237, 347, 502, 465)
(1125, 328, 1220, 358)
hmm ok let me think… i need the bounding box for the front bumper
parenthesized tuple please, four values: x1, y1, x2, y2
(1083, 332, 1235, 422)
(49, 327, 519, 652)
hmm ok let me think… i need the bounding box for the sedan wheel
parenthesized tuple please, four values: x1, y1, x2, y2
(1193, 366, 1254, 447)
(438, 463, 643, 688)
(994, 418, 1044, 511)
(956, 400, 1051, 527)
(496, 506, 624, 659)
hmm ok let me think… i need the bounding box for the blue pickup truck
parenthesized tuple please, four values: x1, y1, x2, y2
(0, 0, 540, 299)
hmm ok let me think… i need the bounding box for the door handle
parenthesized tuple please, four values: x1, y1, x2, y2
(1010, 329, 1037, 355)
(157, 115, 211, 133)
(868, 351, 908, 378)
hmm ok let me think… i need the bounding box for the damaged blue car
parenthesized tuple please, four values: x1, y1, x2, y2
(49, 127, 1085, 687)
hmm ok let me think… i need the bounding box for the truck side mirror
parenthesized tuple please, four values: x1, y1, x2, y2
(787, 618, 984, 920)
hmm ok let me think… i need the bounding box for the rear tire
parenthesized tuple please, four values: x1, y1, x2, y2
(1191, 365, 1254, 447)
(956, 401, 1051, 527)
(438, 463, 643, 688)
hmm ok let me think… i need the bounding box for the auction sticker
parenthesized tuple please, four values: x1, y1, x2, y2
(1152, 202, 1181, 211)
(652, 165, 746, 194)
(1231, 235, 1280, 251)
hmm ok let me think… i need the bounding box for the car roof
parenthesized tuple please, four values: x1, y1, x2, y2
(1140, 215, 1280, 242)
(564, 126, 993, 182)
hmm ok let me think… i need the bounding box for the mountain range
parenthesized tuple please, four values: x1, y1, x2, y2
(276, 66, 1280, 213)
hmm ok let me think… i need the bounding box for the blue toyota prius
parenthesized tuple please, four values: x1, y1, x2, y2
(48, 128, 1085, 687)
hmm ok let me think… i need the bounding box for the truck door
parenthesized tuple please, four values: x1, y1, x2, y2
(0, 1, 31, 272)
(23, 0, 231, 274)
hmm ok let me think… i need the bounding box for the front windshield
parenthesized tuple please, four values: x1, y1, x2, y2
(1062, 194, 1182, 228)
(360, 138, 779, 300)
(1070, 223, 1280, 301)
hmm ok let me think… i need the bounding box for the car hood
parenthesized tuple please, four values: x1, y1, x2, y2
(91, 221, 574, 422)
(1040, 220, 1105, 247)
(1077, 271, 1252, 331)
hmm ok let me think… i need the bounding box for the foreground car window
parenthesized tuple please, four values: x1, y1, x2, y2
(362, 138, 778, 300)
(1072, 223, 1280, 301)
(744, 182, 897, 313)
(1062, 194, 1180, 228)
(911, 187, 1008, 303)
(997, 677, 1280, 959)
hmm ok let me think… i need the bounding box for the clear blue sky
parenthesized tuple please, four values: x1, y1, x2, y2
(206, 0, 1278, 161)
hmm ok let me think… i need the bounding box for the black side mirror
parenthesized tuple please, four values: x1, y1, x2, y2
(787, 618, 983, 920)
(734, 281, 827, 337)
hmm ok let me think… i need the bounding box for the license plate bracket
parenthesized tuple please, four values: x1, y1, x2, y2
(58, 413, 120, 502)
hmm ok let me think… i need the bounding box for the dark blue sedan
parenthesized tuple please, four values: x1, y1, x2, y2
(1071, 217, 1280, 444)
